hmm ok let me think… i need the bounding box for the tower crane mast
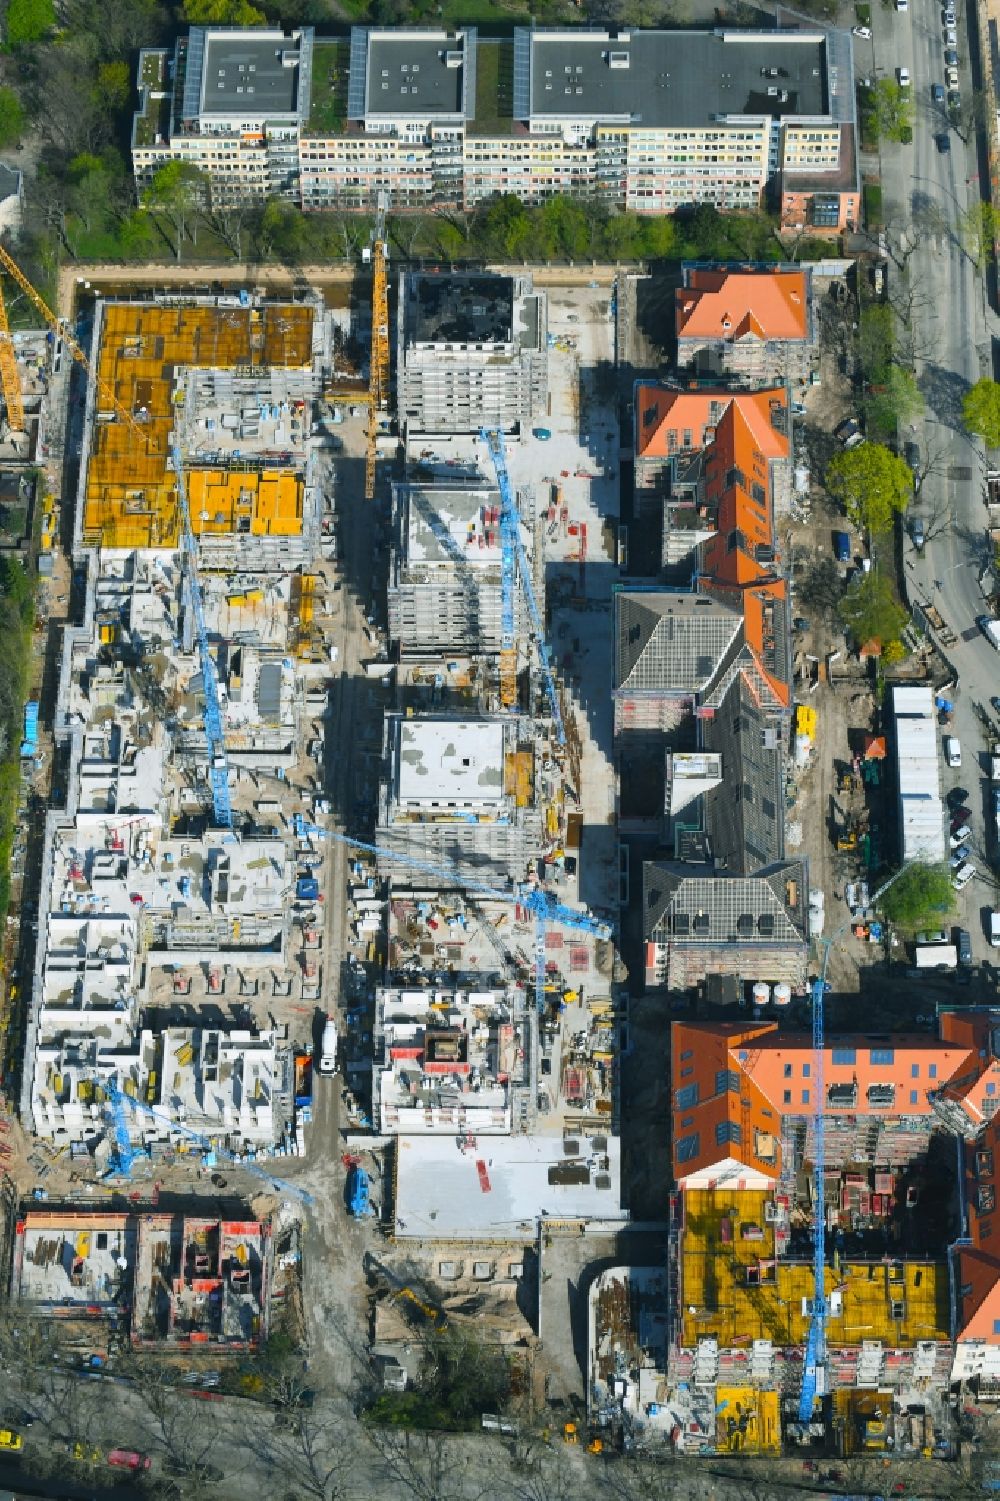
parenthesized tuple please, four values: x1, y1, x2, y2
(0, 243, 147, 444)
(171, 441, 233, 829)
(481, 427, 566, 745)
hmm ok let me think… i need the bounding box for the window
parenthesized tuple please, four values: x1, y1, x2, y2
(681, 1066, 694, 1078)
(681, 1116, 694, 1128)
(716, 1069, 740, 1095)
(832, 1048, 856, 1066)
(783, 1090, 791, 1104)
(715, 1120, 742, 1146)
(680, 1049, 694, 1061)
(676, 1082, 699, 1110)
(993, 1319, 1000, 1335)
(783, 1063, 792, 1078)
(911, 1064, 920, 1078)
(929, 1064, 938, 1079)
(910, 1090, 918, 1105)
(676, 1133, 700, 1162)
(802, 1063, 811, 1078)
(988, 1083, 996, 1098)
(870, 1048, 895, 1066)
(802, 1089, 810, 1105)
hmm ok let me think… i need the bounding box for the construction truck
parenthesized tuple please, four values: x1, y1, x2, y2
(921, 601, 957, 647)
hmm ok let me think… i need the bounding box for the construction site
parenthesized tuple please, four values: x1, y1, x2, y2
(11, 1208, 273, 1354)
(5, 213, 997, 1478)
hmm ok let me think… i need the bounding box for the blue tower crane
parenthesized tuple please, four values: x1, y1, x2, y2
(797, 862, 912, 1424)
(293, 816, 609, 1016)
(798, 972, 827, 1422)
(99, 1077, 313, 1206)
(480, 427, 566, 746)
(171, 442, 233, 830)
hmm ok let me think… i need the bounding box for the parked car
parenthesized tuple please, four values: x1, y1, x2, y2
(946, 65, 960, 87)
(936, 132, 951, 152)
(833, 530, 851, 563)
(853, 23, 872, 35)
(947, 786, 970, 808)
(956, 928, 974, 966)
(917, 929, 949, 945)
(950, 845, 972, 868)
(108, 1450, 151, 1473)
(946, 26, 958, 43)
(953, 862, 977, 891)
(897, 66, 910, 87)
(943, 5, 956, 21)
(932, 82, 945, 102)
(945, 735, 962, 768)
(911, 515, 926, 547)
(950, 827, 971, 850)
(945, 48, 959, 64)
(0, 1431, 22, 1451)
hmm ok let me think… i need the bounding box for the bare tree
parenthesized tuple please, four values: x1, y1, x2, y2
(366, 1428, 496, 1501)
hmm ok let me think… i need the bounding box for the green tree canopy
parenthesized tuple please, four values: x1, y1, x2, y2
(182, 0, 266, 22)
(0, 86, 23, 149)
(864, 366, 924, 443)
(838, 569, 908, 649)
(962, 377, 1000, 447)
(879, 863, 954, 928)
(826, 442, 913, 533)
(874, 79, 912, 142)
(5, 0, 55, 48)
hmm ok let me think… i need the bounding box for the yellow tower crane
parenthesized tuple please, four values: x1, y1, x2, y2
(324, 193, 389, 502)
(366, 191, 390, 502)
(0, 244, 148, 446)
(0, 277, 24, 439)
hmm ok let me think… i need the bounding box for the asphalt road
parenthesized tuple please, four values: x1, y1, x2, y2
(866, 0, 1000, 949)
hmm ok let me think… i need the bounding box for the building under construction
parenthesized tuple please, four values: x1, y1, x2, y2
(387, 476, 538, 658)
(74, 295, 324, 567)
(396, 272, 547, 436)
(594, 1010, 1000, 1453)
(375, 713, 550, 884)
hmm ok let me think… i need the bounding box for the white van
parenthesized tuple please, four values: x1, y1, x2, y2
(945, 735, 962, 768)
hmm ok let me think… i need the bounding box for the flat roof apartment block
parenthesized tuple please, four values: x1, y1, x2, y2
(137, 23, 857, 226)
(398, 272, 547, 436)
(133, 28, 312, 201)
(358, 29, 473, 121)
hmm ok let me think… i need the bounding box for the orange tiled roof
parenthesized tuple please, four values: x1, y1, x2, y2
(634, 386, 789, 464)
(676, 269, 808, 344)
(671, 1019, 975, 1185)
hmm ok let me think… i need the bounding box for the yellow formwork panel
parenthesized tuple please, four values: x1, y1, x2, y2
(185, 470, 303, 537)
(83, 301, 313, 548)
(680, 1189, 948, 1351)
(715, 1387, 780, 1455)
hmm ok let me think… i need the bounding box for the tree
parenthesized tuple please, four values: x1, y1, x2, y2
(879, 863, 954, 928)
(0, 87, 24, 149)
(95, 60, 131, 115)
(963, 377, 1000, 447)
(873, 79, 912, 142)
(857, 302, 895, 383)
(826, 442, 913, 533)
(864, 366, 924, 442)
(5, 0, 55, 47)
(838, 569, 908, 650)
(183, 0, 266, 21)
(803, 556, 844, 621)
(143, 161, 207, 261)
(959, 199, 1000, 267)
